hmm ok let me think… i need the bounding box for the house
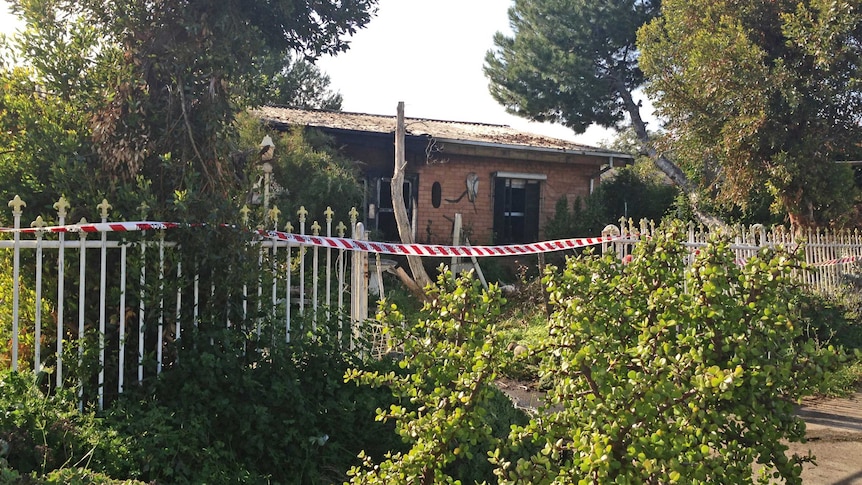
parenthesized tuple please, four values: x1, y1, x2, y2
(255, 106, 634, 245)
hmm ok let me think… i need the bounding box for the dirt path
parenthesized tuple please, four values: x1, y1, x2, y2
(497, 381, 862, 484)
(791, 392, 862, 484)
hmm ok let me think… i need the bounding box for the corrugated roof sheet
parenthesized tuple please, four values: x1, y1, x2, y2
(254, 106, 623, 154)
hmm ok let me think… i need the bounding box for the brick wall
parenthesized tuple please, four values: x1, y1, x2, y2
(415, 154, 599, 245)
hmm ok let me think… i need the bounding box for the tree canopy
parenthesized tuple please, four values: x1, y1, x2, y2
(484, 0, 658, 133)
(255, 54, 344, 110)
(483, 0, 725, 225)
(485, 0, 862, 226)
(3, 0, 376, 212)
(638, 0, 862, 226)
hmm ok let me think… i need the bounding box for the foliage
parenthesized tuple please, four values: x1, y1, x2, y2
(0, 251, 50, 371)
(3, 0, 376, 213)
(105, 318, 402, 484)
(481, 0, 727, 225)
(0, 371, 133, 479)
(345, 270, 528, 484)
(638, 0, 862, 226)
(496, 280, 550, 383)
(544, 167, 678, 240)
(0, 66, 100, 225)
(601, 169, 678, 224)
(484, 0, 659, 133)
(253, 53, 344, 110)
(40, 467, 148, 485)
(493, 224, 840, 484)
(236, 113, 364, 226)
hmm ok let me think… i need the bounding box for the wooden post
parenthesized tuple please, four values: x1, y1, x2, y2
(451, 213, 462, 275)
(393, 102, 432, 289)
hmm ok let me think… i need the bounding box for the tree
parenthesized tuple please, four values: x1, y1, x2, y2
(0, 4, 123, 222)
(6, 0, 377, 211)
(256, 54, 343, 110)
(394, 102, 432, 290)
(483, 0, 723, 226)
(235, 111, 363, 225)
(638, 0, 862, 227)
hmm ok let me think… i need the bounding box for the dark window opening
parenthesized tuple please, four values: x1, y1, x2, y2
(493, 177, 540, 244)
(373, 176, 416, 241)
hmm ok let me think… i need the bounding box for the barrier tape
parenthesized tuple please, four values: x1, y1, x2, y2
(266, 230, 615, 257)
(811, 256, 860, 267)
(4, 221, 862, 264)
(0, 221, 181, 233)
(1, 221, 617, 257)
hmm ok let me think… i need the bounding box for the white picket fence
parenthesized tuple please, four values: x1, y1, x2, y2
(602, 218, 862, 294)
(1, 195, 370, 409)
(6, 197, 862, 409)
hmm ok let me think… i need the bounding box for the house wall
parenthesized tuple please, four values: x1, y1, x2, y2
(414, 154, 599, 245)
(312, 130, 607, 244)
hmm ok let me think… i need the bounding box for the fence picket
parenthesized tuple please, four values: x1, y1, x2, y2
(77, 221, 87, 409)
(119, 244, 127, 394)
(10, 196, 23, 371)
(32, 218, 45, 373)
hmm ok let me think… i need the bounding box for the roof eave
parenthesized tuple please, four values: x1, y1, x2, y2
(433, 137, 634, 165)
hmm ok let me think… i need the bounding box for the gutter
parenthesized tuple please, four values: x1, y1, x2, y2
(590, 158, 619, 194)
(433, 137, 635, 160)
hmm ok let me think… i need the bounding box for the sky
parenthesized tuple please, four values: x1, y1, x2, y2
(0, 0, 640, 147)
(316, 0, 618, 147)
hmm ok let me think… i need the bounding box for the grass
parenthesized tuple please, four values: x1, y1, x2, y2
(817, 355, 862, 398)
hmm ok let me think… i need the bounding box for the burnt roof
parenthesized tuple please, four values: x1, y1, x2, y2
(254, 106, 633, 160)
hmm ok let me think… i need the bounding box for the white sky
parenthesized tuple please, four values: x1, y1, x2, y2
(0, 0, 642, 147)
(316, 0, 618, 147)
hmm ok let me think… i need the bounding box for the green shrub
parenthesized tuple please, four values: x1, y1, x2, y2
(41, 467, 148, 485)
(0, 371, 132, 479)
(496, 223, 841, 484)
(544, 167, 679, 241)
(0, 252, 50, 372)
(106, 318, 403, 484)
(345, 270, 528, 484)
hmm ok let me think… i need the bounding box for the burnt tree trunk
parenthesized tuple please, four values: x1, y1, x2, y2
(394, 102, 432, 290)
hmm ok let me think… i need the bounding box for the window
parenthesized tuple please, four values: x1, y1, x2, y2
(493, 173, 543, 244)
(374, 176, 416, 241)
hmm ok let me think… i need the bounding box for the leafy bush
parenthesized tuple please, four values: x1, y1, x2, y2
(345, 270, 528, 484)
(495, 223, 841, 484)
(0, 251, 49, 371)
(544, 167, 678, 240)
(0, 371, 133, 479)
(105, 318, 403, 484)
(236, 113, 363, 227)
(40, 467, 148, 485)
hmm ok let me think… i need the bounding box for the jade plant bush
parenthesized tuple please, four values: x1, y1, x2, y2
(345, 269, 528, 484)
(347, 225, 840, 484)
(494, 224, 840, 484)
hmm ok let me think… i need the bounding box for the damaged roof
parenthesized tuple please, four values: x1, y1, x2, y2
(254, 106, 633, 161)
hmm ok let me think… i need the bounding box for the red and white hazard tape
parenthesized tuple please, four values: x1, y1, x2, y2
(6, 221, 861, 264)
(812, 256, 860, 267)
(266, 230, 616, 257)
(1, 221, 617, 257)
(0, 221, 180, 233)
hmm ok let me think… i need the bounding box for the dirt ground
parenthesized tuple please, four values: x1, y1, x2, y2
(496, 380, 862, 484)
(791, 393, 862, 484)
